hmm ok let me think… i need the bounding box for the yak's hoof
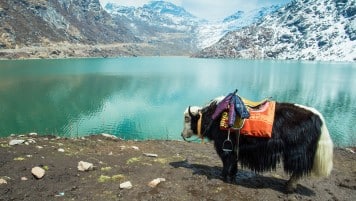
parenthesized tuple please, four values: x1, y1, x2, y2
(223, 176, 236, 184)
(285, 182, 297, 194)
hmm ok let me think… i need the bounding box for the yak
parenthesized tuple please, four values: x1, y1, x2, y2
(181, 96, 333, 193)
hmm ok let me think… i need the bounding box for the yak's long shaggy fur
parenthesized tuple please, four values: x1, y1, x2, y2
(183, 98, 333, 189)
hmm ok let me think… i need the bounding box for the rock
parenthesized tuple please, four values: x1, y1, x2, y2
(120, 181, 133, 189)
(31, 167, 45, 179)
(58, 148, 65, 152)
(9, 139, 25, 146)
(143, 153, 158, 157)
(29, 132, 38, 136)
(345, 148, 355, 154)
(131, 146, 139, 150)
(0, 178, 7, 185)
(101, 133, 118, 139)
(148, 178, 166, 188)
(77, 161, 94, 171)
(21, 177, 28, 181)
(26, 139, 36, 144)
(55, 192, 65, 197)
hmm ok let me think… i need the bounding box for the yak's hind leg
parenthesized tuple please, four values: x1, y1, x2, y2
(285, 173, 301, 193)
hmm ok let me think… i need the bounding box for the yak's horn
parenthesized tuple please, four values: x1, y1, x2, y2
(188, 106, 193, 117)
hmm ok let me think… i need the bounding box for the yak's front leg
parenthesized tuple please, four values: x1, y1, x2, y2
(220, 151, 238, 183)
(215, 132, 238, 183)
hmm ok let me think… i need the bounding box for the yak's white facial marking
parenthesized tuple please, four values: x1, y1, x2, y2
(181, 97, 223, 139)
(181, 106, 201, 138)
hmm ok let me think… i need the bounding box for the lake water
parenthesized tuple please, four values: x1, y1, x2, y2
(0, 57, 355, 147)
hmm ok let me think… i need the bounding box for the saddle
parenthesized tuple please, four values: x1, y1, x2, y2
(215, 92, 274, 152)
(220, 97, 275, 138)
(241, 97, 270, 108)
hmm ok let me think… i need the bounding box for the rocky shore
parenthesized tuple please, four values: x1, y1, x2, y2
(0, 134, 355, 201)
(0, 42, 193, 60)
(0, 43, 150, 60)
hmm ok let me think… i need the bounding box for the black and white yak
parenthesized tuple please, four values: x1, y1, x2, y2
(181, 96, 334, 193)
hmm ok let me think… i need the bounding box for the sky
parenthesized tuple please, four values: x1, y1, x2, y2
(99, 0, 291, 20)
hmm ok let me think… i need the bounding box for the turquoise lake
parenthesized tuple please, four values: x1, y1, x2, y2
(0, 57, 355, 147)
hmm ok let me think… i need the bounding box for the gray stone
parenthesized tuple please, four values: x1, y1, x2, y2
(143, 153, 158, 157)
(101, 133, 118, 139)
(77, 161, 93, 171)
(31, 167, 45, 179)
(9, 139, 25, 146)
(120, 181, 133, 189)
(148, 178, 166, 188)
(0, 178, 7, 185)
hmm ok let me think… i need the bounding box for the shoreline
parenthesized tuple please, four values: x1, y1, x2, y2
(0, 133, 355, 200)
(1, 133, 355, 149)
(0, 42, 194, 60)
(1, 44, 355, 62)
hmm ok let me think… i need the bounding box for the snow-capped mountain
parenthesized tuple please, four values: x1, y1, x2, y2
(105, 1, 201, 35)
(104, 1, 205, 54)
(196, 5, 281, 49)
(196, 0, 356, 61)
(103, 1, 278, 50)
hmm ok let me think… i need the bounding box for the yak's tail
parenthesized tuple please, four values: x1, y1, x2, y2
(312, 116, 333, 177)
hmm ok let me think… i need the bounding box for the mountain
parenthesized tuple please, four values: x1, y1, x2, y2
(0, 0, 279, 58)
(104, 1, 277, 52)
(196, 0, 356, 61)
(196, 5, 281, 49)
(104, 1, 202, 55)
(2, 0, 351, 61)
(105, 1, 199, 31)
(0, 0, 137, 49)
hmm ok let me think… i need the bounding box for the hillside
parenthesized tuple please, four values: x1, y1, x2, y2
(196, 0, 356, 61)
(0, 0, 149, 59)
(0, 0, 137, 48)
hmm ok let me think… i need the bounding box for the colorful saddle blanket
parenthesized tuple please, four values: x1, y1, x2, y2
(220, 101, 276, 138)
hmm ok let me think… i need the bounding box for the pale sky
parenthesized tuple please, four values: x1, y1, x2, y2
(99, 0, 292, 20)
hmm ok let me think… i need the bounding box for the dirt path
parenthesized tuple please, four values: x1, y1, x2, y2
(0, 134, 355, 201)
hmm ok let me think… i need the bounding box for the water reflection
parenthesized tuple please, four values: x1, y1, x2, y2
(0, 58, 354, 146)
(0, 74, 128, 136)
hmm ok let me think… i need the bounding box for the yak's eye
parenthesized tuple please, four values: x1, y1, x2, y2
(184, 116, 190, 122)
